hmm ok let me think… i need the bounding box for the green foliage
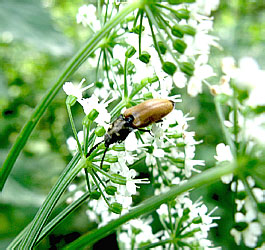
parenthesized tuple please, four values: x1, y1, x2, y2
(0, 0, 73, 55)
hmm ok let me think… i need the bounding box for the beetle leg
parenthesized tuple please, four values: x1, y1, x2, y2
(86, 140, 104, 157)
(137, 128, 153, 136)
(155, 119, 163, 123)
(100, 146, 109, 169)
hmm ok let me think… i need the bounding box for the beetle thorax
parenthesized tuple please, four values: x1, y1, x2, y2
(104, 115, 134, 147)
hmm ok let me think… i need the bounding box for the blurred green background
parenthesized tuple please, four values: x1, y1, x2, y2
(0, 0, 264, 248)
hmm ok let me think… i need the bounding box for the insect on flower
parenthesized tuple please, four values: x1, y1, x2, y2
(87, 99, 174, 168)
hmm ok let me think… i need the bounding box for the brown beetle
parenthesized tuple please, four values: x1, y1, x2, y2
(87, 99, 174, 168)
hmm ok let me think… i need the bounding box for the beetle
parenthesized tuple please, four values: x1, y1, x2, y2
(87, 99, 174, 168)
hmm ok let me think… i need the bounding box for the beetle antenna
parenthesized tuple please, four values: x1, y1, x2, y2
(86, 140, 104, 157)
(100, 146, 109, 169)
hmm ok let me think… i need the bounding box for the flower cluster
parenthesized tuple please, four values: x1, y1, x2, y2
(76, 0, 219, 98)
(63, 0, 223, 248)
(119, 197, 219, 249)
(213, 57, 265, 248)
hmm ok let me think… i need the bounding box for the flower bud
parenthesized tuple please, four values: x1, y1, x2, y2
(173, 39, 187, 54)
(109, 202, 122, 214)
(162, 62, 177, 75)
(105, 185, 117, 195)
(112, 144, 125, 151)
(176, 142, 186, 147)
(171, 24, 184, 38)
(175, 157, 185, 163)
(95, 126, 106, 137)
(111, 58, 120, 67)
(66, 95, 77, 106)
(125, 15, 135, 22)
(179, 62, 194, 76)
(175, 9, 190, 19)
(82, 116, 91, 127)
(148, 75, 159, 83)
(87, 109, 99, 121)
(90, 191, 101, 200)
(234, 222, 248, 231)
(127, 61, 136, 74)
(111, 173, 126, 185)
(183, 207, 190, 216)
(181, 25, 196, 36)
(168, 0, 195, 4)
(168, 132, 182, 139)
(140, 77, 149, 86)
(236, 191, 247, 200)
(125, 46, 136, 58)
(143, 92, 153, 100)
(157, 41, 167, 55)
(95, 81, 104, 88)
(102, 164, 110, 172)
(139, 51, 151, 64)
(105, 155, 118, 163)
(258, 202, 265, 213)
(183, 228, 201, 237)
(192, 216, 203, 224)
(132, 25, 145, 35)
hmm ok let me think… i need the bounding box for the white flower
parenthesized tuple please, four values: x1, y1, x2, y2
(63, 78, 92, 100)
(76, 4, 100, 30)
(214, 143, 234, 183)
(173, 71, 187, 88)
(66, 131, 84, 152)
(221, 56, 236, 76)
(234, 57, 264, 90)
(192, 0, 220, 16)
(119, 218, 160, 249)
(187, 55, 216, 96)
(214, 143, 233, 162)
(124, 132, 138, 151)
(79, 95, 111, 125)
(123, 169, 149, 195)
(211, 75, 233, 96)
(230, 222, 262, 248)
(244, 114, 265, 146)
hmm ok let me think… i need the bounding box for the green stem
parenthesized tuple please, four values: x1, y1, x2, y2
(104, 0, 109, 25)
(103, 48, 111, 85)
(145, 6, 177, 63)
(19, 156, 85, 249)
(35, 192, 90, 246)
(146, 12, 163, 63)
(133, 9, 141, 28)
(0, 0, 140, 191)
(96, 49, 103, 81)
(138, 9, 144, 55)
(105, 49, 122, 95)
(90, 163, 123, 183)
(92, 169, 107, 189)
(214, 98, 236, 157)
(64, 163, 235, 249)
(167, 202, 174, 233)
(124, 56, 129, 99)
(83, 120, 91, 156)
(90, 170, 110, 207)
(7, 177, 87, 249)
(155, 3, 178, 15)
(84, 168, 91, 192)
(67, 104, 83, 155)
(232, 85, 239, 150)
(138, 238, 171, 249)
